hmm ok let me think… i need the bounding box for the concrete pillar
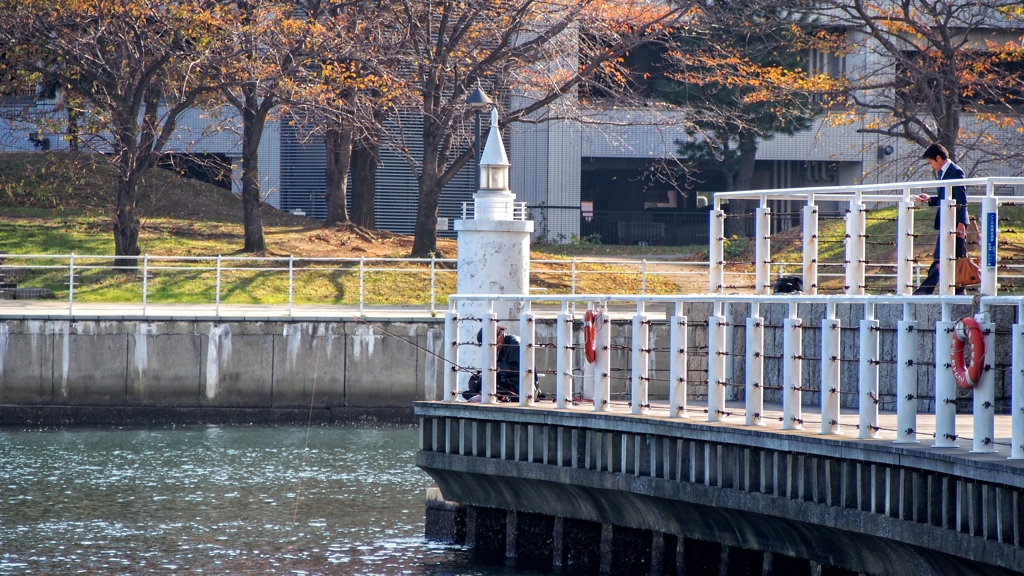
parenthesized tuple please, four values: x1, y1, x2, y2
(443, 310, 459, 402)
(896, 197, 915, 294)
(933, 305, 958, 448)
(1012, 309, 1024, 460)
(845, 198, 866, 295)
(599, 523, 613, 574)
(594, 305, 612, 412)
(783, 304, 803, 430)
(746, 304, 765, 426)
(980, 194, 999, 295)
(937, 198, 955, 296)
(709, 209, 725, 293)
(820, 302, 841, 435)
(481, 309, 498, 404)
(973, 312, 997, 453)
(632, 302, 651, 414)
(859, 304, 880, 439)
(556, 301, 573, 408)
(754, 205, 772, 294)
(519, 303, 535, 406)
(802, 202, 818, 294)
(708, 302, 728, 422)
(895, 304, 919, 443)
(669, 306, 688, 418)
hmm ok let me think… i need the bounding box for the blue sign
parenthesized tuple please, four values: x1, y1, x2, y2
(986, 212, 997, 267)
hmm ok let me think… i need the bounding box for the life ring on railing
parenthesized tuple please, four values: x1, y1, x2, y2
(950, 317, 985, 389)
(584, 310, 597, 364)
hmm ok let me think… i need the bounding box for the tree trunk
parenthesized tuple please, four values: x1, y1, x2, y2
(113, 171, 141, 268)
(240, 86, 266, 253)
(351, 136, 378, 229)
(411, 177, 443, 257)
(324, 123, 354, 226)
(734, 130, 758, 192)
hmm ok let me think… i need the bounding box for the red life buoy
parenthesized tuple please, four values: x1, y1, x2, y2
(584, 310, 597, 364)
(950, 317, 985, 389)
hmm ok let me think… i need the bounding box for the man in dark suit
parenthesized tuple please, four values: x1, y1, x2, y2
(913, 143, 968, 294)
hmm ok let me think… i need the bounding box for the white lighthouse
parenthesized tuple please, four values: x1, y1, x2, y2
(455, 106, 534, 334)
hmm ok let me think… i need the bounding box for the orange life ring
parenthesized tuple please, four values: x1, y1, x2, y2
(950, 317, 985, 389)
(584, 310, 597, 364)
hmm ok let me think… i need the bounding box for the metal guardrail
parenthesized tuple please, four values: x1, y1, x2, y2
(443, 292, 1024, 461)
(0, 254, 715, 315)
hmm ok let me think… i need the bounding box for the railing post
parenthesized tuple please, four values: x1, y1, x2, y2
(358, 256, 365, 315)
(215, 254, 222, 316)
(68, 252, 75, 315)
(640, 259, 647, 295)
(571, 257, 577, 297)
(631, 301, 650, 415)
(555, 301, 573, 409)
(938, 197, 955, 296)
(802, 200, 818, 294)
(481, 304, 498, 404)
(895, 303, 919, 443)
(1011, 303, 1024, 459)
(745, 302, 764, 426)
(669, 302, 688, 418)
(972, 307, 997, 453)
(444, 308, 460, 402)
(933, 303, 958, 448)
(142, 254, 149, 315)
(981, 193, 999, 295)
(582, 301, 594, 401)
(821, 302, 841, 435)
(896, 192, 915, 294)
(859, 303, 880, 438)
(594, 302, 612, 412)
(707, 301, 727, 422)
(782, 303, 802, 430)
(845, 197, 866, 295)
(520, 301, 536, 407)
(288, 255, 294, 317)
(754, 203, 771, 295)
(430, 255, 437, 315)
(709, 209, 725, 293)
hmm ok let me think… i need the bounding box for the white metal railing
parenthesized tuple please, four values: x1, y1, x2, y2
(1, 253, 718, 314)
(444, 292, 1024, 462)
(460, 201, 529, 221)
(710, 177, 1024, 297)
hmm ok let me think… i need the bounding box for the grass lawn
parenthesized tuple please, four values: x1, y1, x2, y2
(1, 152, 690, 305)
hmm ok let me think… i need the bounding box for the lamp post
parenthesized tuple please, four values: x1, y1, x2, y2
(466, 83, 493, 164)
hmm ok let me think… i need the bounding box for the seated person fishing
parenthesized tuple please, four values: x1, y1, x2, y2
(462, 325, 538, 402)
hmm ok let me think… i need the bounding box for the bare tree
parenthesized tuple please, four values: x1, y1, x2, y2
(0, 0, 223, 265)
(383, 0, 691, 256)
(816, 0, 1024, 170)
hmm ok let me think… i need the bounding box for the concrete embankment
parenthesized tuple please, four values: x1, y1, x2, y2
(0, 317, 445, 425)
(1, 300, 1017, 425)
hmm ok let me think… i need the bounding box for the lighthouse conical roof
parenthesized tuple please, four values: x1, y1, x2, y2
(479, 108, 509, 167)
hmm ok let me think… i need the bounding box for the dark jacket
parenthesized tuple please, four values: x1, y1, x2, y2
(927, 162, 968, 230)
(495, 333, 521, 395)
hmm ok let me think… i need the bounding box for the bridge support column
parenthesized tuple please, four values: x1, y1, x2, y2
(972, 311, 997, 453)
(782, 304, 803, 430)
(1012, 310, 1024, 460)
(519, 303, 535, 406)
(594, 304, 612, 412)
(632, 302, 650, 415)
(443, 310, 459, 402)
(708, 302, 728, 422)
(669, 304, 688, 418)
(895, 304, 919, 443)
(821, 303, 841, 435)
(859, 304, 880, 438)
(746, 303, 764, 426)
(933, 305, 958, 447)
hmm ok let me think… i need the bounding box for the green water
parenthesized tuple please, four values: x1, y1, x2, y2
(0, 425, 523, 575)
